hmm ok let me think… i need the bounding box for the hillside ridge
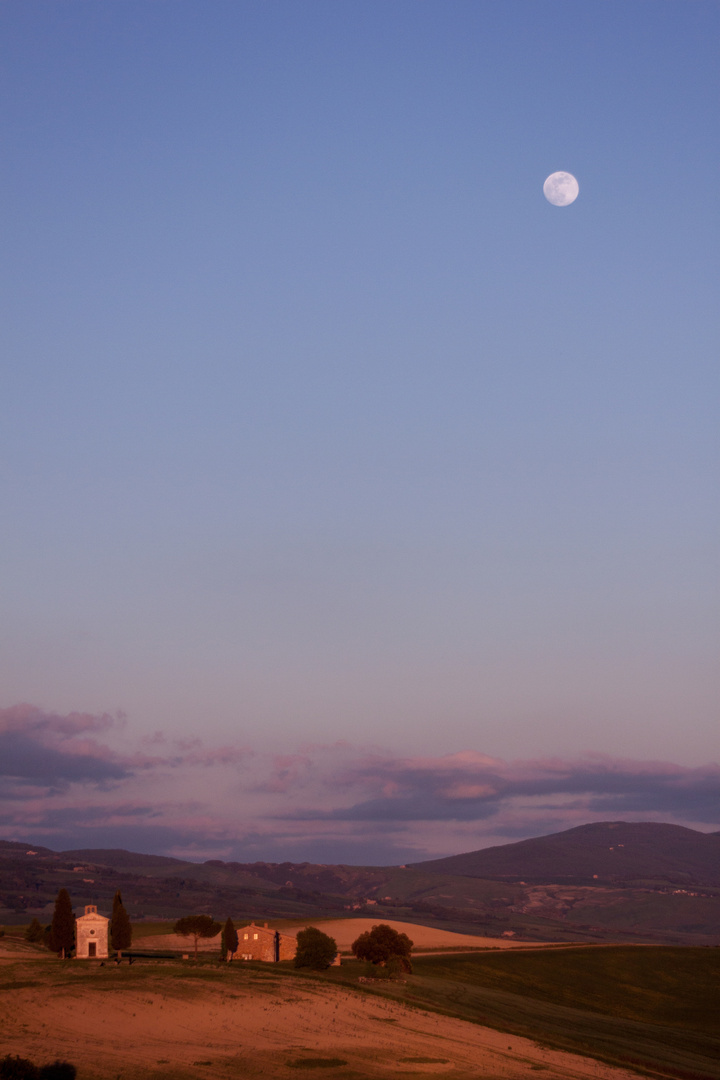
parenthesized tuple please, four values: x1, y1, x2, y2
(2, 821, 719, 945)
(412, 821, 720, 885)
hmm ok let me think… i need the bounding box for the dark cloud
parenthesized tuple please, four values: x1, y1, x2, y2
(0, 704, 130, 789)
(0, 703, 119, 738)
(284, 794, 501, 822)
(586, 783, 720, 818)
(0, 801, 158, 831)
(0, 799, 207, 858)
(283, 756, 720, 826)
(0, 704, 246, 790)
(58, 823, 205, 857)
(0, 729, 128, 785)
(192, 830, 426, 867)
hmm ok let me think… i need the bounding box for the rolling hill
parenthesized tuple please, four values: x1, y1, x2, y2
(414, 821, 720, 886)
(1, 821, 718, 945)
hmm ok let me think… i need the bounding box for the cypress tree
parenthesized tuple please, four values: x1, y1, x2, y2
(223, 917, 238, 961)
(110, 890, 132, 957)
(50, 889, 75, 959)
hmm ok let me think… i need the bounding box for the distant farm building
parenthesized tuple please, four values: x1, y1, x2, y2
(76, 905, 109, 959)
(237, 921, 296, 962)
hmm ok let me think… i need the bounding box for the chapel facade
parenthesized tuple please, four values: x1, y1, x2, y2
(76, 905, 109, 959)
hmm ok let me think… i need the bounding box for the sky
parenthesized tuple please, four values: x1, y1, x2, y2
(1, 1, 718, 864)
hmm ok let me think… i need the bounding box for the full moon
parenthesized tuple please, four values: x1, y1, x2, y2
(543, 171, 579, 206)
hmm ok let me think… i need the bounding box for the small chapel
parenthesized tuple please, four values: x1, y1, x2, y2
(76, 904, 109, 959)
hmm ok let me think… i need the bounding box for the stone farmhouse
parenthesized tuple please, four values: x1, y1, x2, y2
(76, 904, 109, 959)
(236, 921, 296, 962)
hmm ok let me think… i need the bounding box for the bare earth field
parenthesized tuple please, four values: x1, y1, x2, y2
(290, 920, 557, 953)
(0, 954, 639, 1080)
(136, 918, 555, 953)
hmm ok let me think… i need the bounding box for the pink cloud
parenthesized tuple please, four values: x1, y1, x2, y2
(1, 703, 718, 862)
(0, 703, 121, 739)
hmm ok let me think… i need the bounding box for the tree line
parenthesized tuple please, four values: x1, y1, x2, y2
(25, 889, 131, 958)
(173, 916, 413, 972)
(29, 890, 414, 975)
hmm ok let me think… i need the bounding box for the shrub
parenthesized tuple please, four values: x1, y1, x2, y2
(385, 954, 412, 975)
(25, 918, 44, 944)
(0, 1059, 76, 1080)
(39, 1063, 76, 1080)
(0, 1056, 39, 1080)
(363, 960, 391, 979)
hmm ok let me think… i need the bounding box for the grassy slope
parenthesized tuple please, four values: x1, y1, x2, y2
(411, 947, 720, 1031)
(1, 942, 718, 1079)
(324, 946, 720, 1080)
(564, 894, 720, 935)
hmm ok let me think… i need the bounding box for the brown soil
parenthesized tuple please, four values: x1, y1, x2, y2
(1, 957, 639, 1080)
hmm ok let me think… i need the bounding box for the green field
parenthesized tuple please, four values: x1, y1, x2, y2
(413, 946, 720, 1030)
(323, 946, 720, 1079)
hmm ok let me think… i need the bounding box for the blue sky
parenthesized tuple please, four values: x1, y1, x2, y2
(1, 2, 717, 860)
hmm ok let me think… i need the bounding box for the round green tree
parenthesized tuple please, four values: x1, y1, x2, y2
(294, 926, 338, 970)
(351, 924, 413, 971)
(173, 914, 221, 960)
(110, 890, 132, 957)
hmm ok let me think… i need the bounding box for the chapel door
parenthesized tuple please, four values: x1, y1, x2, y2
(88, 942, 97, 957)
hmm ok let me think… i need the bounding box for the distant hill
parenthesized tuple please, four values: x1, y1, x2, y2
(2, 823, 719, 944)
(414, 822, 720, 886)
(61, 848, 190, 873)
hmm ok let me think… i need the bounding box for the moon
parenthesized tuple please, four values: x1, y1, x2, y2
(543, 171, 579, 206)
